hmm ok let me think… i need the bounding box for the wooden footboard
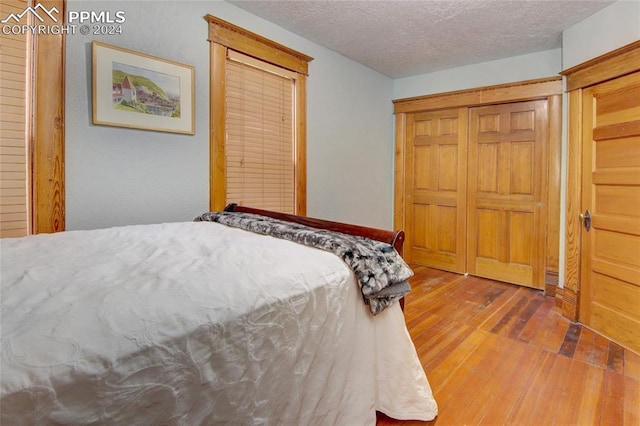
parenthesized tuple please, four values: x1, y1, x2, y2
(224, 204, 406, 256)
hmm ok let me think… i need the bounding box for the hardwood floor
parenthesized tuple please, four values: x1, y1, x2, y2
(377, 265, 640, 426)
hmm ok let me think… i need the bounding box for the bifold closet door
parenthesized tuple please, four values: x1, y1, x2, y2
(467, 101, 547, 289)
(404, 108, 467, 273)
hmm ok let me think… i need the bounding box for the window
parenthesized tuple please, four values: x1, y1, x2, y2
(225, 51, 296, 213)
(205, 15, 312, 215)
(0, 0, 31, 237)
(0, 0, 65, 237)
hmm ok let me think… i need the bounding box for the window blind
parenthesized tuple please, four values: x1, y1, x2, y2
(0, 0, 30, 237)
(225, 51, 295, 214)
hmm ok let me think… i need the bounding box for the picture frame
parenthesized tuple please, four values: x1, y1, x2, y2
(92, 41, 195, 135)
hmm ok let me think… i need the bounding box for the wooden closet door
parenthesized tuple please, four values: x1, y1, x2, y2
(579, 71, 640, 353)
(467, 101, 547, 289)
(404, 108, 467, 272)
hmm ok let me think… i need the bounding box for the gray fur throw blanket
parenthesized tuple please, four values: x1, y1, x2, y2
(195, 211, 412, 315)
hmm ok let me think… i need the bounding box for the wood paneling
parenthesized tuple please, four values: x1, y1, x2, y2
(377, 266, 640, 425)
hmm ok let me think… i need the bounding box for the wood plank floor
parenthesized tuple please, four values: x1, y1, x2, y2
(377, 265, 640, 426)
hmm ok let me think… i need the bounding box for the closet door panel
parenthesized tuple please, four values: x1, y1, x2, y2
(468, 101, 547, 289)
(405, 108, 467, 272)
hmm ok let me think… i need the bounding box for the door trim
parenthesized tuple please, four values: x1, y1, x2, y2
(560, 40, 640, 320)
(393, 77, 562, 114)
(562, 40, 640, 92)
(31, 0, 66, 234)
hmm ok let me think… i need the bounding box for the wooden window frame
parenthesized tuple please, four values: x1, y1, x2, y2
(205, 15, 313, 215)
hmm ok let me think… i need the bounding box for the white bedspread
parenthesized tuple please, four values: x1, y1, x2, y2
(0, 221, 437, 425)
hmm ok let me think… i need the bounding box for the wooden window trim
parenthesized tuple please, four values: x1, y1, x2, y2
(205, 15, 312, 215)
(205, 14, 312, 76)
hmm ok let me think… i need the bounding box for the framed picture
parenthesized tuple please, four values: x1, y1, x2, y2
(92, 41, 195, 135)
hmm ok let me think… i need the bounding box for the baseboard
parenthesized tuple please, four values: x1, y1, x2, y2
(544, 269, 559, 297)
(561, 287, 579, 321)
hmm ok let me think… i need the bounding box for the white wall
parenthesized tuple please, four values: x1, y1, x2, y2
(562, 0, 640, 70)
(66, 0, 395, 230)
(66, 1, 638, 234)
(393, 48, 561, 100)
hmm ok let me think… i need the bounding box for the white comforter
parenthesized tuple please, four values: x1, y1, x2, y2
(0, 221, 437, 425)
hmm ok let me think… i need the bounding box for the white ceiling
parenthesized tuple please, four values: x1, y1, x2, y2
(227, 0, 616, 78)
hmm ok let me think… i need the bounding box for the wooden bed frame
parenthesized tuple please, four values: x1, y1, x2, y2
(224, 204, 406, 256)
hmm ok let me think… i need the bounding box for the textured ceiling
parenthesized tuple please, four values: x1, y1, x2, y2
(227, 0, 616, 78)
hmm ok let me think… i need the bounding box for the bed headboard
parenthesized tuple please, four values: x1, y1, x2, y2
(224, 204, 406, 256)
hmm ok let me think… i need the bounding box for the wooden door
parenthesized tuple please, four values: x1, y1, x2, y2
(467, 101, 547, 289)
(579, 71, 640, 353)
(404, 108, 467, 272)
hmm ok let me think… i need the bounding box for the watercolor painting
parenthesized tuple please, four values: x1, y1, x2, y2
(92, 41, 194, 134)
(112, 63, 181, 118)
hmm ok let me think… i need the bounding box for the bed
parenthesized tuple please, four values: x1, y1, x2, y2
(0, 204, 438, 425)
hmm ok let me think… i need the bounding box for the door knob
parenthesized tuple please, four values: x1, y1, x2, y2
(579, 210, 591, 232)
